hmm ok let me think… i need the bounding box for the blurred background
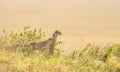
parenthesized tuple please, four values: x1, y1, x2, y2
(0, 0, 120, 49)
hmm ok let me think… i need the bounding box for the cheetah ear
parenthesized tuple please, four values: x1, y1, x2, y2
(54, 30, 62, 35)
(55, 30, 59, 33)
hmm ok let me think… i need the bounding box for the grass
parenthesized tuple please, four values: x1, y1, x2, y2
(0, 26, 120, 72)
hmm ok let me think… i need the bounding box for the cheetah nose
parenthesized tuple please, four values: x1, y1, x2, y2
(59, 33, 62, 35)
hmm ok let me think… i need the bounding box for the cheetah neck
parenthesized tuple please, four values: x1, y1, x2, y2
(53, 36, 57, 42)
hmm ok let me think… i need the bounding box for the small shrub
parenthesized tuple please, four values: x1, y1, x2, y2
(0, 26, 120, 72)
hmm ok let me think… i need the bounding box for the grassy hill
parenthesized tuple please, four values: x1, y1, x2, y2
(0, 26, 120, 72)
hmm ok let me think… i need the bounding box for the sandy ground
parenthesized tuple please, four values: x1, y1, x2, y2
(40, 28, 120, 51)
(0, 24, 120, 50)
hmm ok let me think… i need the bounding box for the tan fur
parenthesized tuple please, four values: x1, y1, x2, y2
(25, 30, 62, 54)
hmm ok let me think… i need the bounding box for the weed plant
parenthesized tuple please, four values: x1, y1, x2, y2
(0, 26, 120, 72)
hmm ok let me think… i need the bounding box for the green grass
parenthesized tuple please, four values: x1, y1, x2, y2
(0, 26, 120, 72)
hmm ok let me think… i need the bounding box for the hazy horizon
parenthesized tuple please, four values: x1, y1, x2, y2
(0, 0, 120, 48)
